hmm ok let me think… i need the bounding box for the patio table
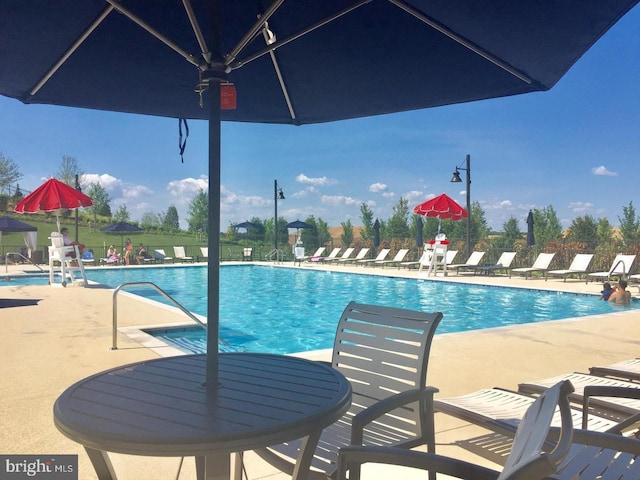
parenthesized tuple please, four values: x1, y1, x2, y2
(54, 353, 352, 480)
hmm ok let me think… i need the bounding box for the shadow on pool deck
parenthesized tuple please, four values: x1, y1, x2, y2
(0, 262, 638, 479)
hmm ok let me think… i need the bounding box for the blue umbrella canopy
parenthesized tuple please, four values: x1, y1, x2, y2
(1, 1, 636, 387)
(0, 217, 37, 232)
(526, 210, 535, 246)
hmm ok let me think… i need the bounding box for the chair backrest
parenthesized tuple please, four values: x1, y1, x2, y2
(391, 249, 409, 262)
(532, 252, 555, 269)
(353, 248, 369, 260)
(174, 246, 186, 257)
(326, 247, 341, 259)
(465, 251, 486, 266)
(50, 232, 64, 248)
(332, 302, 443, 444)
(154, 249, 166, 259)
(374, 248, 391, 261)
(200, 247, 208, 257)
(568, 253, 593, 271)
(312, 247, 326, 257)
(340, 247, 355, 259)
(498, 380, 575, 480)
(610, 254, 636, 274)
(445, 250, 458, 264)
(497, 251, 517, 267)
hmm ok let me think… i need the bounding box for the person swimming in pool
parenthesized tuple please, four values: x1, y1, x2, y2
(599, 282, 613, 301)
(608, 280, 631, 305)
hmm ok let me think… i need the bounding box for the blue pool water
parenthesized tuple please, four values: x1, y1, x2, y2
(81, 265, 636, 355)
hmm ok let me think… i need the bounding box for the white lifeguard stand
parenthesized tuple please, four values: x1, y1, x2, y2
(419, 233, 449, 277)
(48, 232, 88, 287)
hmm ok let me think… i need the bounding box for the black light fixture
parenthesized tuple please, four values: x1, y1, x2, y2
(274, 179, 285, 252)
(450, 154, 471, 258)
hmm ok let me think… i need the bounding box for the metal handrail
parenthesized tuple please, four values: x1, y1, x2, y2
(265, 248, 285, 262)
(111, 281, 206, 350)
(4, 252, 46, 273)
(610, 259, 629, 279)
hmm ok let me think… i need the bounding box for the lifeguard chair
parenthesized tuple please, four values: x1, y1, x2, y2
(48, 232, 88, 287)
(420, 233, 449, 277)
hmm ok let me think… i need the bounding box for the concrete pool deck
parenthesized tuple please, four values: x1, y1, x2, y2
(1, 261, 638, 479)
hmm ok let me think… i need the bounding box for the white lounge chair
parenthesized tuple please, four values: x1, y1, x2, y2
(338, 380, 576, 480)
(377, 248, 409, 268)
(153, 249, 173, 263)
(586, 254, 636, 283)
(199, 247, 208, 261)
(173, 246, 193, 262)
(297, 247, 326, 264)
(590, 358, 640, 382)
(338, 247, 369, 264)
(447, 251, 485, 275)
(357, 248, 390, 266)
(510, 252, 556, 279)
(325, 247, 354, 263)
(475, 251, 516, 276)
(546, 253, 594, 282)
(318, 247, 341, 262)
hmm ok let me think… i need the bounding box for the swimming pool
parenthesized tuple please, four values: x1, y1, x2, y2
(83, 265, 636, 354)
(0, 273, 52, 285)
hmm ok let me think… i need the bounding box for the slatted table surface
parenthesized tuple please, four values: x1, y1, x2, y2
(54, 353, 351, 479)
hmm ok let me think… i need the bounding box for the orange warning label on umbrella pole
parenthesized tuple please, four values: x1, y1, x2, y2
(221, 84, 236, 109)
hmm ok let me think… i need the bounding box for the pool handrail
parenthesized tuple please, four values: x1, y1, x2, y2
(4, 252, 46, 274)
(111, 281, 207, 350)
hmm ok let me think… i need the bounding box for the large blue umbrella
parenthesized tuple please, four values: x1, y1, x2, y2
(1, 1, 635, 387)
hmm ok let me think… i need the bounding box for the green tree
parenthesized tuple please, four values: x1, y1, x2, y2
(386, 197, 410, 239)
(567, 214, 598, 249)
(164, 205, 180, 231)
(55, 155, 83, 187)
(359, 203, 374, 242)
(87, 182, 112, 217)
(533, 205, 563, 247)
(186, 190, 208, 233)
(140, 212, 163, 229)
(113, 204, 131, 222)
(618, 201, 640, 246)
(596, 217, 614, 245)
(12, 184, 24, 202)
(341, 219, 354, 247)
(0, 152, 22, 193)
(493, 216, 522, 250)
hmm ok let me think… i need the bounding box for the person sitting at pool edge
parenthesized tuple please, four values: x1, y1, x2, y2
(599, 282, 613, 301)
(608, 280, 631, 305)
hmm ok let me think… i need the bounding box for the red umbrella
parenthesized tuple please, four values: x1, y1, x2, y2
(413, 193, 468, 233)
(15, 178, 93, 231)
(15, 178, 93, 213)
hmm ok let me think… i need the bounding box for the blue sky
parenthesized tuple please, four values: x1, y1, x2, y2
(1, 5, 639, 232)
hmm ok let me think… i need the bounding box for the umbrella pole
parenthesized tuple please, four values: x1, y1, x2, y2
(206, 80, 221, 391)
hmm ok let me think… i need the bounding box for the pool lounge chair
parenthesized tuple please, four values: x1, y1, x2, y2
(590, 358, 640, 382)
(377, 248, 409, 268)
(153, 249, 173, 263)
(324, 247, 354, 263)
(296, 247, 326, 264)
(586, 254, 636, 283)
(318, 247, 341, 262)
(338, 247, 369, 264)
(510, 252, 556, 279)
(447, 251, 485, 275)
(199, 247, 208, 262)
(357, 248, 391, 266)
(173, 246, 194, 262)
(338, 380, 576, 480)
(475, 251, 516, 276)
(546, 253, 594, 282)
(255, 301, 444, 480)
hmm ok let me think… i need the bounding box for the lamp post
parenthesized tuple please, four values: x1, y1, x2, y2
(274, 179, 285, 252)
(450, 154, 471, 258)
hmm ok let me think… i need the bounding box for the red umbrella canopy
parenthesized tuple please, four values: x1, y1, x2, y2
(14, 178, 93, 213)
(413, 193, 468, 221)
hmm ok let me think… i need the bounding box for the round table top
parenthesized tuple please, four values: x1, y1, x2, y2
(54, 353, 351, 456)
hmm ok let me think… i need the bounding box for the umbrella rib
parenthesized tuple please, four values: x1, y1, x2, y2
(182, 0, 212, 65)
(228, 0, 372, 71)
(387, 0, 535, 86)
(29, 5, 114, 98)
(261, 24, 297, 120)
(104, 0, 205, 70)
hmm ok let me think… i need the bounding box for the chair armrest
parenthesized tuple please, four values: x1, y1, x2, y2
(351, 386, 439, 446)
(582, 385, 640, 433)
(337, 446, 499, 480)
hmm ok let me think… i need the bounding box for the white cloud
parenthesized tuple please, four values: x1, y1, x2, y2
(296, 173, 337, 186)
(591, 165, 617, 176)
(483, 199, 513, 210)
(382, 191, 395, 198)
(321, 194, 361, 206)
(166, 176, 208, 197)
(568, 201, 594, 214)
(122, 184, 154, 199)
(369, 182, 387, 193)
(82, 173, 120, 190)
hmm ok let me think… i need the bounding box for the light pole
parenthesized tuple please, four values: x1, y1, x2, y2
(450, 154, 471, 258)
(274, 179, 285, 252)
